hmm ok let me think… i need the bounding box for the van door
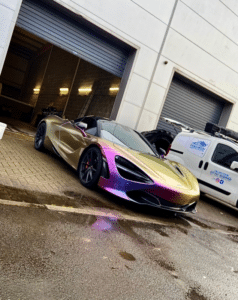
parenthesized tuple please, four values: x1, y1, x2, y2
(167, 134, 212, 178)
(198, 142, 238, 206)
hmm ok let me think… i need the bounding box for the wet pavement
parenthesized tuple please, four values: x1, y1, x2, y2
(0, 196, 238, 300)
(1, 124, 238, 299)
(0, 130, 113, 199)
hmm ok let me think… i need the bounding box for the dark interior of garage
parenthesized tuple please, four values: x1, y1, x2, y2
(0, 26, 121, 128)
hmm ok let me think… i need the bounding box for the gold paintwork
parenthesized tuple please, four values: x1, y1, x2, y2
(40, 115, 200, 206)
(112, 144, 200, 205)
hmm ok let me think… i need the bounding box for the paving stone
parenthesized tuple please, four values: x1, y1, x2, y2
(0, 132, 86, 197)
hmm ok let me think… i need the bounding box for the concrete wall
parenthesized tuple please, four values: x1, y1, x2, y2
(53, 0, 238, 132)
(148, 0, 238, 132)
(0, 0, 23, 72)
(1, 0, 238, 131)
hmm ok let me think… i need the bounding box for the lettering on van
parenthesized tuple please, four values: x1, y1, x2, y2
(190, 141, 208, 151)
(210, 170, 232, 181)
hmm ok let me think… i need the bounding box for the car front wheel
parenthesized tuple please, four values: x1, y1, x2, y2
(78, 146, 103, 188)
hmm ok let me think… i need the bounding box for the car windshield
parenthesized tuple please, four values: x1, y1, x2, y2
(98, 120, 156, 155)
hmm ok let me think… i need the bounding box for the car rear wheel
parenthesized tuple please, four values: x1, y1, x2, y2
(78, 146, 103, 188)
(34, 122, 46, 151)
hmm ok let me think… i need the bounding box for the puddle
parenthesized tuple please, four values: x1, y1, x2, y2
(227, 234, 238, 243)
(176, 226, 188, 235)
(184, 217, 213, 230)
(0, 185, 115, 210)
(155, 259, 175, 272)
(225, 226, 238, 233)
(125, 265, 132, 270)
(183, 215, 238, 235)
(186, 288, 208, 300)
(154, 227, 170, 237)
(63, 190, 115, 209)
(119, 251, 136, 261)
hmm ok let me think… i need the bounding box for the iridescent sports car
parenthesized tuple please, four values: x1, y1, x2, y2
(34, 115, 200, 213)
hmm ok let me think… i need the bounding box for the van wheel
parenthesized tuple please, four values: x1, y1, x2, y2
(143, 129, 174, 154)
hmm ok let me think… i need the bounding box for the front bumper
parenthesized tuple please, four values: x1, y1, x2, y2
(126, 190, 197, 213)
(98, 146, 198, 214)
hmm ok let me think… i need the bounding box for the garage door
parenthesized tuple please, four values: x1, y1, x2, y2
(16, 0, 131, 78)
(157, 74, 225, 134)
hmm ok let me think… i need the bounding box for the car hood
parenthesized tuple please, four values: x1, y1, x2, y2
(112, 144, 199, 192)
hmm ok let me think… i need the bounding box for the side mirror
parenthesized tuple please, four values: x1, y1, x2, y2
(75, 121, 88, 130)
(230, 161, 238, 171)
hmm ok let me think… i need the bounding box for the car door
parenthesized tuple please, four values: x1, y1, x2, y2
(58, 121, 88, 169)
(198, 142, 238, 206)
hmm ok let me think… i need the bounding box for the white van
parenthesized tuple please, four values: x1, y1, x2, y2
(143, 118, 238, 208)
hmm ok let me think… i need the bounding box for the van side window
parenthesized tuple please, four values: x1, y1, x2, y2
(212, 143, 238, 169)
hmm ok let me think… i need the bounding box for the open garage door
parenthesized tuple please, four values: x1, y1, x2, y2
(157, 74, 228, 135)
(16, 0, 131, 78)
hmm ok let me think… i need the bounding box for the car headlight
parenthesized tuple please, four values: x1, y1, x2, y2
(115, 156, 153, 184)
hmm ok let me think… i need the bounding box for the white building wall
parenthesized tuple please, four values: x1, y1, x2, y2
(0, 0, 22, 73)
(139, 0, 238, 131)
(1, 0, 238, 132)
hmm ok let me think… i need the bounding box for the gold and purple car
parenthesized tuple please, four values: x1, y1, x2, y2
(35, 115, 200, 213)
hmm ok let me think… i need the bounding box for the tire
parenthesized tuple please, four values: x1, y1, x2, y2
(34, 122, 46, 151)
(143, 129, 174, 154)
(78, 146, 103, 188)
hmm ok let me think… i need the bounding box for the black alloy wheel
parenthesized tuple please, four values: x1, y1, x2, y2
(79, 146, 103, 188)
(34, 122, 46, 151)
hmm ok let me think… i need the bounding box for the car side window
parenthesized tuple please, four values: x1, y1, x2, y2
(212, 143, 238, 169)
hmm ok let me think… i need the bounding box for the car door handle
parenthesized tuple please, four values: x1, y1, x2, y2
(198, 160, 203, 168)
(204, 162, 209, 170)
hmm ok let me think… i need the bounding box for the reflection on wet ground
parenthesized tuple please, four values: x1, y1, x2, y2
(0, 191, 236, 300)
(1, 183, 238, 238)
(91, 216, 120, 232)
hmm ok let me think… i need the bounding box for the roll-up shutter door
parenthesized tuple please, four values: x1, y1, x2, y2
(16, 0, 130, 78)
(157, 75, 225, 135)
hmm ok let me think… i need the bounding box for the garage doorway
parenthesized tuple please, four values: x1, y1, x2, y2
(157, 73, 233, 135)
(0, 0, 133, 134)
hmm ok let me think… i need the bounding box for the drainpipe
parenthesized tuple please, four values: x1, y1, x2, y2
(135, 0, 179, 131)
